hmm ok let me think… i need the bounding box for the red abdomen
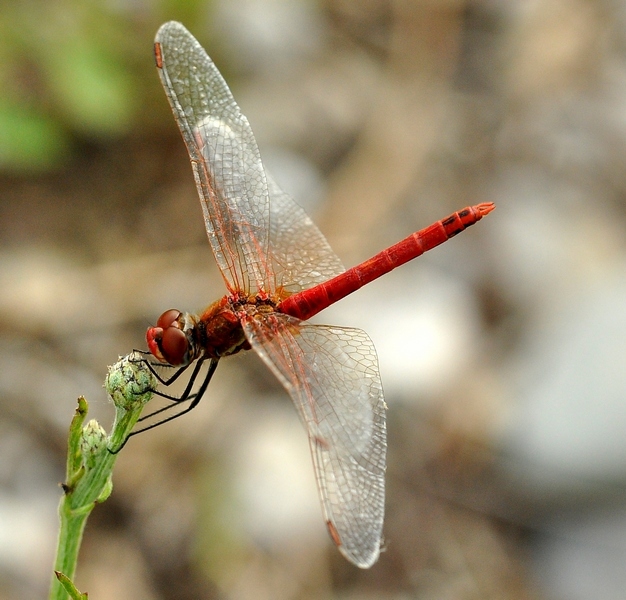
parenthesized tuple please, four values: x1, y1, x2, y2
(278, 203, 494, 321)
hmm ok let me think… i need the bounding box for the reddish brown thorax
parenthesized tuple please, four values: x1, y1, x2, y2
(146, 292, 283, 366)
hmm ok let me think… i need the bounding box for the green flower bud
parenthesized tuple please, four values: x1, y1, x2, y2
(105, 352, 157, 410)
(80, 419, 107, 469)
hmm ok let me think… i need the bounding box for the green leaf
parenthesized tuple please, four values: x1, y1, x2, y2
(0, 100, 69, 171)
(54, 571, 88, 599)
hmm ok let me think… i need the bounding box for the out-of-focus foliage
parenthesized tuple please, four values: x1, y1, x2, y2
(0, 98, 68, 170)
(0, 0, 208, 172)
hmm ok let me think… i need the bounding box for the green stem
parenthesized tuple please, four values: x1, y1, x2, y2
(51, 504, 90, 593)
(49, 397, 90, 599)
(48, 354, 156, 600)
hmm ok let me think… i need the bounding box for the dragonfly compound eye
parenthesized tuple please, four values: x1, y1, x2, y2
(146, 309, 187, 365)
(159, 326, 189, 366)
(157, 308, 182, 329)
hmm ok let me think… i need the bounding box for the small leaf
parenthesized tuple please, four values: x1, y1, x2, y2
(66, 397, 89, 484)
(54, 571, 88, 599)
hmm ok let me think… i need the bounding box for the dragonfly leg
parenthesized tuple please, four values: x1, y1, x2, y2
(110, 357, 219, 453)
(130, 350, 191, 386)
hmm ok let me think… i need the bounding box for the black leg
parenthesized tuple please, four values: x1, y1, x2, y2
(130, 350, 192, 386)
(139, 357, 207, 410)
(110, 357, 220, 453)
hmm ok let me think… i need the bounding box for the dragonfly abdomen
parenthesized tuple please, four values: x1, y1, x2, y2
(278, 203, 494, 321)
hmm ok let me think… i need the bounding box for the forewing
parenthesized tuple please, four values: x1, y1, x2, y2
(243, 313, 386, 568)
(266, 172, 345, 294)
(155, 21, 271, 294)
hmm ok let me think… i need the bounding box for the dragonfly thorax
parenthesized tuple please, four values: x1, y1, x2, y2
(146, 293, 280, 366)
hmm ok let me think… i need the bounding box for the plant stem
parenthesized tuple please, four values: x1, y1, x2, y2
(48, 354, 156, 600)
(52, 502, 90, 591)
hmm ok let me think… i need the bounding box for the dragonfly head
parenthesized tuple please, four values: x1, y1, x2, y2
(146, 309, 194, 366)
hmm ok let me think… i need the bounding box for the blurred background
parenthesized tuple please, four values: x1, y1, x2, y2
(2, 0, 626, 598)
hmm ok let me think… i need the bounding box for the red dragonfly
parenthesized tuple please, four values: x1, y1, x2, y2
(147, 21, 494, 568)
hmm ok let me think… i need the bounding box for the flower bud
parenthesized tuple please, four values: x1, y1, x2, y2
(80, 419, 107, 469)
(105, 352, 157, 410)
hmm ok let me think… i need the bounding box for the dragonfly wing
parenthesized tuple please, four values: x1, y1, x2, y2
(243, 313, 386, 568)
(265, 172, 345, 294)
(155, 21, 271, 294)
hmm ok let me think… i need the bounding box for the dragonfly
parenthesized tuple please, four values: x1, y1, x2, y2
(147, 21, 494, 569)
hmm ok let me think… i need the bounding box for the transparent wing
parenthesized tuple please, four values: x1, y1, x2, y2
(266, 172, 345, 294)
(243, 312, 386, 568)
(155, 21, 271, 294)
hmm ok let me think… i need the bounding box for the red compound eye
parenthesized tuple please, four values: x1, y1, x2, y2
(159, 326, 188, 366)
(157, 309, 182, 330)
(146, 309, 188, 365)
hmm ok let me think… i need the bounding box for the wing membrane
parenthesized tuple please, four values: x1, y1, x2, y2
(156, 21, 346, 298)
(243, 313, 386, 568)
(266, 172, 345, 294)
(155, 21, 271, 293)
